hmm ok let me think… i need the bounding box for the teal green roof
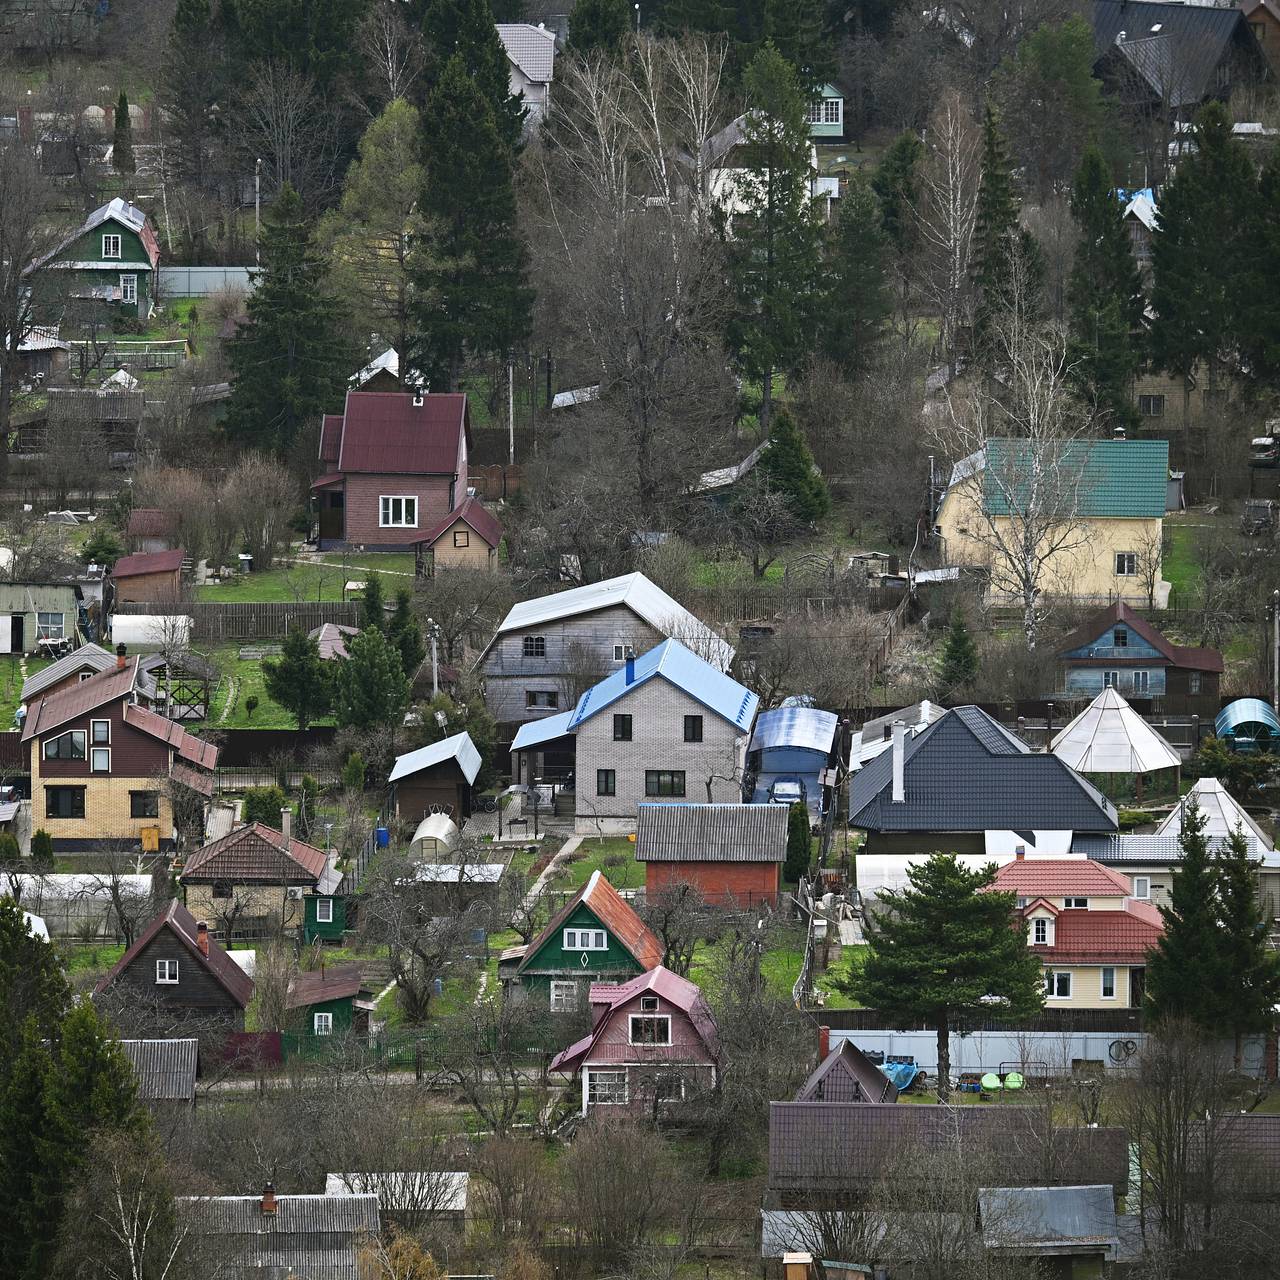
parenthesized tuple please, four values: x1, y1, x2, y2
(981, 439, 1168, 519)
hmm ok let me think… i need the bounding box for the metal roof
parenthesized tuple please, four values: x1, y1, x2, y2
(978, 1185, 1119, 1253)
(389, 732, 482, 785)
(1072, 832, 1272, 865)
(497, 22, 557, 82)
(29, 197, 160, 273)
(1153, 777, 1273, 848)
(853, 700, 946, 768)
(1050, 688, 1181, 774)
(634, 802, 788, 862)
(795, 1040, 898, 1104)
(511, 710, 575, 750)
(20, 642, 115, 702)
(1124, 190, 1158, 232)
(111, 548, 184, 578)
(406, 862, 504, 883)
(1215, 698, 1280, 739)
(350, 347, 424, 389)
(415, 495, 503, 550)
(120, 1038, 199, 1101)
(334, 390, 467, 476)
(568, 639, 757, 732)
(751, 705, 839, 754)
(287, 964, 366, 1008)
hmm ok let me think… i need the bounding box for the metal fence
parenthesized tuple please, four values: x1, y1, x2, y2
(114, 600, 362, 642)
(157, 266, 256, 297)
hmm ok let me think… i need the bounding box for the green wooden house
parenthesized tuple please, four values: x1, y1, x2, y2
(502, 869, 663, 1012)
(304, 893, 347, 944)
(29, 198, 160, 320)
(285, 964, 372, 1052)
(808, 84, 844, 139)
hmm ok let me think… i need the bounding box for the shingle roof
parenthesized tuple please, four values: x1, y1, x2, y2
(182, 823, 328, 884)
(750, 706, 840, 754)
(634, 802, 788, 863)
(287, 964, 365, 1009)
(309, 622, 357, 661)
(125, 508, 177, 538)
(1030, 900, 1163, 964)
(332, 390, 467, 475)
(120, 1038, 199, 1101)
(1057, 602, 1223, 673)
(847, 706, 1118, 834)
(991, 858, 1133, 898)
(416, 496, 503, 550)
(1152, 777, 1273, 848)
(121, 703, 219, 768)
(96, 900, 254, 1007)
(111, 548, 184, 578)
(567, 639, 758, 732)
(497, 22, 557, 82)
(22, 659, 141, 740)
(1050, 689, 1181, 774)
(795, 1040, 898, 1104)
(389, 732, 482, 785)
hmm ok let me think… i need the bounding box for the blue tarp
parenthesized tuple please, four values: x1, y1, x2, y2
(881, 1062, 921, 1091)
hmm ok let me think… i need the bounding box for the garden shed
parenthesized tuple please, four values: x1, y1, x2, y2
(1214, 698, 1280, 753)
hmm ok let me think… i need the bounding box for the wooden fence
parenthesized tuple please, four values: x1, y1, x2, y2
(470, 464, 523, 500)
(114, 600, 361, 642)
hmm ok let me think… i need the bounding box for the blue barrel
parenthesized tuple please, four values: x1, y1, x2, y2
(375, 826, 390, 848)
(433, 977, 444, 996)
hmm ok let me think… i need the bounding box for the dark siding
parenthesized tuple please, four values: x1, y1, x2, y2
(395, 762, 471, 821)
(38, 699, 170, 779)
(110, 928, 245, 1023)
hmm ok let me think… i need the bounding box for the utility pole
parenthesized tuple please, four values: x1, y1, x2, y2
(428, 618, 440, 697)
(1273, 589, 1278, 714)
(254, 158, 262, 266)
(507, 355, 515, 467)
(634, 2, 640, 30)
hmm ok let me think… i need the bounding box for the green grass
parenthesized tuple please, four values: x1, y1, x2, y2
(193, 643, 333, 730)
(60, 943, 125, 975)
(554, 836, 644, 890)
(198, 553, 415, 603)
(1162, 520, 1206, 606)
(0, 656, 46, 729)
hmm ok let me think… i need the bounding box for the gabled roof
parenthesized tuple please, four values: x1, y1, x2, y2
(96, 900, 254, 1007)
(111, 548, 184, 578)
(795, 1040, 898, 1104)
(22, 659, 141, 740)
(351, 347, 423, 389)
(20, 641, 115, 702)
(1072, 831, 1273, 865)
(287, 964, 366, 1009)
(635, 802, 788, 863)
(331, 390, 467, 475)
(485, 572, 733, 671)
(1029, 899, 1163, 964)
(1124, 189, 1158, 233)
(309, 622, 357, 661)
(852, 700, 946, 769)
(750, 705, 839, 755)
(1153, 777, 1274, 848)
(497, 22, 557, 83)
(120, 1038, 199, 1101)
(125, 507, 177, 539)
(319, 414, 342, 466)
(1050, 688, 1181, 774)
(182, 822, 328, 885)
(1057, 601, 1223, 673)
(29, 197, 160, 273)
(991, 858, 1133, 898)
(121, 703, 219, 769)
(518, 869, 663, 975)
(389, 732, 482, 785)
(567, 639, 757, 732)
(416, 496, 503, 551)
(847, 706, 1118, 834)
(324, 1172, 468, 1213)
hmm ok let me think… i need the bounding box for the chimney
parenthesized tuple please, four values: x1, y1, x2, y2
(1015, 845, 1026, 860)
(891, 720, 906, 803)
(625, 653, 635, 684)
(261, 1183, 277, 1215)
(818, 1024, 830, 1060)
(196, 920, 209, 957)
(882, 723, 892, 741)
(116, 642, 127, 670)
(412, 387, 425, 407)
(281, 808, 292, 841)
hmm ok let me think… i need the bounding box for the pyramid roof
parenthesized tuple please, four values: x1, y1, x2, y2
(1050, 688, 1181, 774)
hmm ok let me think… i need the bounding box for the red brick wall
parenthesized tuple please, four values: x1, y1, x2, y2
(343, 473, 457, 546)
(645, 860, 781, 906)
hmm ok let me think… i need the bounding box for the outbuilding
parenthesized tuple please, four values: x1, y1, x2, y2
(389, 732, 482, 822)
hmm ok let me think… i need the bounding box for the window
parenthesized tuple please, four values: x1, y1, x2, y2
(1103, 671, 1120, 689)
(596, 769, 616, 797)
(102, 233, 121, 258)
(45, 786, 84, 819)
(1189, 672, 1202, 695)
(550, 980, 578, 1012)
(1252, 19, 1266, 39)
(683, 715, 703, 743)
(1032, 918, 1049, 945)
(314, 1012, 333, 1036)
(453, 529, 469, 548)
(1045, 971, 1072, 999)
(1138, 394, 1165, 417)
(640, 995, 659, 1012)
(630, 1015, 672, 1045)
(806, 101, 823, 124)
(379, 495, 418, 528)
(211, 881, 232, 899)
(1133, 670, 1150, 693)
(522, 635, 546, 657)
(36, 612, 64, 640)
(613, 713, 633, 742)
(120, 273, 137, 305)
(1115, 552, 1137, 577)
(1114, 628, 1128, 648)
(823, 97, 841, 123)
(564, 928, 607, 951)
(1064, 897, 1087, 910)
(44, 730, 86, 761)
(645, 770, 685, 797)
(91, 719, 110, 744)
(155, 959, 179, 984)
(613, 644, 633, 662)
(525, 690, 559, 709)
(316, 899, 334, 924)
(587, 1069, 628, 1105)
(1101, 967, 1117, 999)
(91, 747, 110, 773)
(1133, 876, 1151, 900)
(130, 791, 159, 819)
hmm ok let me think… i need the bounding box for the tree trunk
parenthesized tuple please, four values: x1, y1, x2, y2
(760, 364, 774, 436)
(935, 1010, 951, 1103)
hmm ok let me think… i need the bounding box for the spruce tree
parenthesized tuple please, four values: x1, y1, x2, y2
(763, 0, 834, 94)
(410, 55, 533, 391)
(421, 0, 524, 146)
(818, 170, 891, 378)
(334, 628, 411, 730)
(262, 627, 332, 731)
(0, 897, 70, 1080)
(1066, 146, 1143, 431)
(844, 854, 1044, 1100)
(658, 0, 729, 36)
(361, 571, 387, 632)
(232, 0, 368, 92)
(784, 802, 811, 882)
(29, 828, 54, 870)
(938, 610, 978, 698)
(112, 91, 135, 175)
(388, 587, 426, 678)
(0, 1020, 52, 1279)
(871, 130, 922, 259)
(224, 186, 354, 456)
(755, 406, 829, 524)
(1244, 149, 1280, 389)
(569, 0, 630, 53)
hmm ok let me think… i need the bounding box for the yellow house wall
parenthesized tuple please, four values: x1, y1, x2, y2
(31, 752, 173, 845)
(936, 480, 1163, 604)
(431, 520, 496, 572)
(1041, 962, 1135, 1009)
(183, 882, 304, 932)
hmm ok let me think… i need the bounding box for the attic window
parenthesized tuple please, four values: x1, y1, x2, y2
(640, 995, 659, 1012)
(630, 1015, 671, 1045)
(1114, 628, 1128, 647)
(102, 234, 121, 258)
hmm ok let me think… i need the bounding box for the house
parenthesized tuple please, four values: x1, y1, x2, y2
(180, 819, 339, 938)
(44, 386, 145, 456)
(389, 732, 482, 823)
(119, 1037, 199, 1105)
(1122, 188, 1157, 274)
(978, 1185, 1121, 1270)
(110, 548, 185, 604)
(1049, 688, 1182, 792)
(312, 390, 470, 550)
(477, 571, 733, 729)
(745, 705, 840, 817)
(351, 347, 421, 392)
(124, 507, 178, 554)
(177, 1186, 380, 1280)
(27, 197, 160, 319)
(304, 890, 348, 944)
(14, 325, 69, 383)
(550, 965, 718, 1117)
(309, 622, 357, 661)
(413, 496, 503, 577)
(936, 438, 1170, 607)
(1243, 0, 1280, 74)
(286, 964, 373, 1040)
(22, 657, 218, 850)
(0, 582, 81, 655)
(497, 23, 556, 124)
(847, 705, 1118, 857)
(95, 900, 254, 1032)
(795, 1035, 898, 1104)
(502, 868, 664, 1009)
(1214, 698, 1280, 753)
(1057, 601, 1222, 715)
(807, 83, 845, 138)
(634, 802, 787, 906)
(19, 641, 153, 710)
(562, 640, 758, 833)
(849, 700, 946, 771)
(324, 1172, 468, 1232)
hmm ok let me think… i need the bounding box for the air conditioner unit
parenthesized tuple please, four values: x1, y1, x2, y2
(286, 887, 304, 900)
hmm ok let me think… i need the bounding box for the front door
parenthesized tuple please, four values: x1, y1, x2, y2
(1129, 966, 1145, 1008)
(11, 614, 24, 654)
(318, 491, 344, 542)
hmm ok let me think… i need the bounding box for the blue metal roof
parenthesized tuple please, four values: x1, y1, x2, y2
(751, 706, 839, 754)
(510, 711, 576, 751)
(567, 639, 759, 731)
(1214, 698, 1280, 738)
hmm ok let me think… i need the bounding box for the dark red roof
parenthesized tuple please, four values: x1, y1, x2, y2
(122, 703, 219, 769)
(1029, 900, 1164, 964)
(1058, 602, 1224, 674)
(416, 496, 503, 550)
(95, 899, 254, 1008)
(319, 414, 342, 465)
(310, 471, 344, 491)
(125, 508, 176, 538)
(22, 659, 141, 740)
(333, 391, 467, 475)
(287, 964, 365, 1009)
(182, 821, 328, 884)
(111, 549, 184, 578)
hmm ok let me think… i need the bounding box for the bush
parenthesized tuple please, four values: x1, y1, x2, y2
(30, 829, 54, 868)
(0, 831, 20, 862)
(243, 785, 289, 829)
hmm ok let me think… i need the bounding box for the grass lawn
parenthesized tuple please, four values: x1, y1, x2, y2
(689, 926, 808, 1001)
(556, 836, 644, 891)
(60, 943, 126, 975)
(198, 553, 415, 603)
(194, 642, 333, 730)
(0, 656, 46, 729)
(1162, 520, 1207, 606)
(811, 943, 865, 1009)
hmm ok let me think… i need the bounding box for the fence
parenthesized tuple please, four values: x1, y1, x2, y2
(157, 266, 256, 297)
(114, 600, 361, 642)
(470, 464, 524, 500)
(67, 338, 187, 372)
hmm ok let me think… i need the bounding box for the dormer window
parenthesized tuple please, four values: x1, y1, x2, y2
(1031, 917, 1054, 946)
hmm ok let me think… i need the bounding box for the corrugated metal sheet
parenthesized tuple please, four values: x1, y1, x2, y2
(634, 802, 787, 863)
(1215, 697, 1280, 739)
(978, 1185, 1118, 1250)
(511, 711, 575, 750)
(981, 439, 1168, 519)
(750, 706, 839, 754)
(335, 391, 467, 475)
(1072, 832, 1272, 865)
(120, 1037, 198, 1101)
(324, 1172, 468, 1213)
(389, 732, 482, 785)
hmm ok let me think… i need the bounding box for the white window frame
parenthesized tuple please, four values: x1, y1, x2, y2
(587, 1069, 628, 1106)
(1045, 971, 1072, 999)
(36, 611, 64, 640)
(314, 1011, 333, 1036)
(806, 101, 823, 124)
(629, 1014, 672, 1046)
(155, 959, 179, 984)
(1132, 876, 1151, 900)
(315, 899, 334, 924)
(1132, 670, 1150, 693)
(1115, 552, 1137, 577)
(640, 995, 660, 1012)
(612, 644, 628, 662)
(1101, 967, 1117, 1000)
(564, 928, 607, 951)
(90, 746, 110, 773)
(379, 495, 418, 528)
(119, 273, 137, 305)
(91, 719, 110, 745)
(823, 97, 842, 124)
(1032, 917, 1050, 945)
(1064, 897, 1087, 910)
(102, 233, 122, 259)
(550, 980, 578, 1012)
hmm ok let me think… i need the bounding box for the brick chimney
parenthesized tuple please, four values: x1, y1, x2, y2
(261, 1182, 277, 1215)
(196, 920, 209, 957)
(1015, 845, 1026, 860)
(116, 642, 127, 670)
(281, 808, 292, 841)
(818, 1024, 830, 1061)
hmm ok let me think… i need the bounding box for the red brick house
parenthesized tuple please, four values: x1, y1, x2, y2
(312, 391, 470, 550)
(634, 802, 787, 906)
(550, 965, 719, 1116)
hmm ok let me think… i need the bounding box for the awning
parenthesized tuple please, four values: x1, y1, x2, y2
(511, 711, 575, 751)
(310, 472, 345, 491)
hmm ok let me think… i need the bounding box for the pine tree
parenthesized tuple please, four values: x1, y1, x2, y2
(818, 170, 891, 378)
(232, 0, 368, 92)
(755, 406, 829, 524)
(263, 627, 332, 731)
(1244, 149, 1280, 389)
(225, 187, 354, 456)
(1066, 146, 1144, 431)
(421, 0, 524, 146)
(334, 628, 411, 729)
(658, 0, 730, 36)
(388, 587, 426, 678)
(409, 55, 533, 391)
(112, 91, 135, 175)
(0, 897, 70, 1080)
(722, 43, 822, 435)
(938, 610, 978, 698)
(569, 0, 630, 53)
(763, 0, 834, 95)
(784, 802, 811, 882)
(1145, 799, 1230, 1030)
(843, 854, 1044, 1100)
(361, 572, 387, 632)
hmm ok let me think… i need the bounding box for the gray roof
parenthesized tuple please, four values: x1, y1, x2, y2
(496, 22, 557, 83)
(978, 1185, 1119, 1252)
(847, 706, 1117, 835)
(634, 802, 788, 863)
(120, 1038, 198, 1101)
(21, 642, 116, 702)
(389, 732, 482, 785)
(1071, 833, 1269, 865)
(750, 705, 840, 755)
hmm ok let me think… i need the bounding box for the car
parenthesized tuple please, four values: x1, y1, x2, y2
(767, 776, 807, 806)
(1241, 499, 1277, 536)
(1251, 426, 1280, 468)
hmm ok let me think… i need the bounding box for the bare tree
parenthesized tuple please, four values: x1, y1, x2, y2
(357, 0, 426, 111)
(219, 451, 299, 571)
(1136, 524, 1165, 611)
(74, 847, 156, 948)
(639, 884, 722, 976)
(471, 1136, 554, 1243)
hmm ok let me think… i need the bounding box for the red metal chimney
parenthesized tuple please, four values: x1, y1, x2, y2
(196, 920, 209, 957)
(116, 642, 127, 671)
(819, 1024, 830, 1061)
(261, 1182, 277, 1215)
